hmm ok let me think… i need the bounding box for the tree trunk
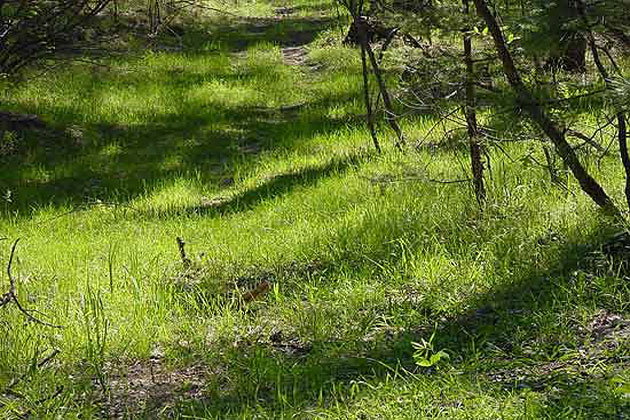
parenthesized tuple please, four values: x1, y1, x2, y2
(357, 17, 406, 150)
(360, 40, 381, 152)
(577, 0, 630, 212)
(586, 36, 630, 211)
(472, 0, 620, 216)
(462, 0, 486, 205)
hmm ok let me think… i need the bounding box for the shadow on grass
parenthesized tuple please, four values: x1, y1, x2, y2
(162, 216, 627, 418)
(4, 8, 625, 418)
(129, 14, 338, 53)
(209, 16, 335, 51)
(0, 12, 351, 217)
(0, 83, 366, 219)
(0, 100, 367, 215)
(139, 150, 371, 218)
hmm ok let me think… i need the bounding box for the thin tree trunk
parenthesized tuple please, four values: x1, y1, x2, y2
(361, 41, 381, 152)
(462, 0, 486, 205)
(357, 17, 406, 151)
(577, 0, 630, 211)
(472, 0, 620, 216)
(619, 115, 630, 209)
(587, 39, 630, 210)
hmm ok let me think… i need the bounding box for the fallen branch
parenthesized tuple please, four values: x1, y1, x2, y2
(0, 240, 62, 328)
(0, 112, 46, 131)
(4, 349, 61, 391)
(176, 237, 192, 269)
(365, 174, 471, 185)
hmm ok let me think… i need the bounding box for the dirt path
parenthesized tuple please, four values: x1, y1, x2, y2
(282, 46, 309, 66)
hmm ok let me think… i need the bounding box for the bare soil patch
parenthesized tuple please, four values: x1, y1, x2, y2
(101, 356, 208, 419)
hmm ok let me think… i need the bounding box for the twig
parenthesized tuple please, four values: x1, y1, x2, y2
(1, 240, 62, 328)
(533, 89, 607, 107)
(378, 27, 400, 64)
(5, 349, 60, 391)
(176, 237, 192, 269)
(357, 16, 406, 150)
(417, 107, 463, 148)
(366, 175, 471, 185)
(35, 200, 139, 227)
(34, 385, 64, 405)
(13, 385, 65, 418)
(361, 38, 380, 152)
(566, 129, 606, 153)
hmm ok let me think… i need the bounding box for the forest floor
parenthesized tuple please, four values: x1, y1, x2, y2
(0, 0, 629, 418)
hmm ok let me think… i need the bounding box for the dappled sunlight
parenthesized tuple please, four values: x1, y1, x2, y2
(0, 0, 628, 418)
(131, 176, 208, 212)
(187, 80, 262, 108)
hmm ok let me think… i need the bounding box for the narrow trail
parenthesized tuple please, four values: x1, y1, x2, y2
(282, 46, 310, 66)
(98, 12, 334, 417)
(226, 5, 324, 67)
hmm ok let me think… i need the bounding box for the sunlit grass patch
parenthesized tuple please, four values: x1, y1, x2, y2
(0, 1, 628, 418)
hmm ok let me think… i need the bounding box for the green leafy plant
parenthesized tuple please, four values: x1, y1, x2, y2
(412, 326, 450, 369)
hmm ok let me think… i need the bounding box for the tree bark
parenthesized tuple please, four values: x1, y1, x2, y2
(360, 40, 381, 152)
(462, 0, 486, 205)
(472, 0, 620, 216)
(357, 17, 406, 150)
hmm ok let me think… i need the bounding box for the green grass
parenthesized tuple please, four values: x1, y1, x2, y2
(0, 1, 629, 418)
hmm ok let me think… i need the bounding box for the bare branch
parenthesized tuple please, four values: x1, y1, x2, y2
(1, 240, 62, 328)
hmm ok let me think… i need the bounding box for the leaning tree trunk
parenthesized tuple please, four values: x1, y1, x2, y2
(357, 16, 406, 150)
(472, 0, 620, 216)
(462, 0, 486, 205)
(360, 39, 381, 152)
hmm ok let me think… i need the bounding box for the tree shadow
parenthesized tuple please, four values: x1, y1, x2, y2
(141, 150, 371, 218)
(208, 16, 336, 51)
(131, 13, 338, 55)
(0, 107, 364, 215)
(157, 212, 627, 417)
(0, 9, 355, 216)
(89, 11, 337, 54)
(0, 48, 366, 218)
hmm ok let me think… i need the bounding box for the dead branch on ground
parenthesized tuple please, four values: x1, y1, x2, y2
(0, 240, 62, 328)
(176, 237, 192, 269)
